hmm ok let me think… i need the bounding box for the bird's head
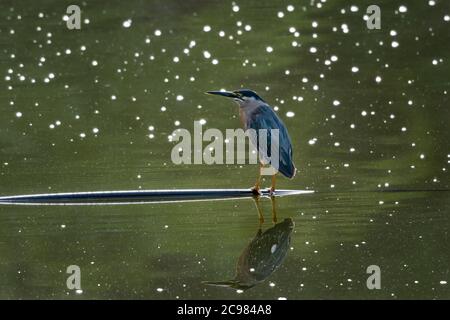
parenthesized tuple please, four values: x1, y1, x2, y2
(206, 89, 265, 107)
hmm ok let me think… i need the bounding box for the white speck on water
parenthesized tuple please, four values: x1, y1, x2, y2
(361, 110, 367, 116)
(278, 297, 287, 300)
(391, 41, 399, 48)
(236, 289, 244, 294)
(173, 56, 179, 63)
(75, 289, 83, 294)
(266, 46, 273, 53)
(154, 29, 162, 36)
(61, 224, 66, 229)
(156, 288, 164, 292)
(91, 60, 98, 66)
(401, 127, 407, 132)
(390, 30, 397, 36)
(122, 19, 132, 28)
(277, 11, 285, 18)
(308, 138, 317, 145)
(176, 95, 184, 101)
(203, 51, 211, 59)
(203, 25, 211, 32)
(440, 281, 447, 285)
(199, 119, 207, 125)
(212, 59, 219, 65)
(399, 5, 407, 13)
(333, 100, 340, 106)
(375, 76, 382, 83)
(15, 112, 22, 118)
(149, 125, 155, 131)
(428, 0, 436, 6)
(331, 55, 338, 62)
(309, 47, 317, 53)
(444, 15, 450, 22)
(350, 5, 359, 12)
(287, 5, 295, 12)
(80, 133, 86, 138)
(420, 154, 425, 159)
(351, 66, 359, 73)
(232, 5, 239, 12)
(286, 111, 295, 117)
(111, 95, 117, 100)
(92, 128, 99, 134)
(244, 25, 252, 31)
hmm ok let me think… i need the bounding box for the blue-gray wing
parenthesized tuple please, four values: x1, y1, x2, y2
(246, 105, 296, 178)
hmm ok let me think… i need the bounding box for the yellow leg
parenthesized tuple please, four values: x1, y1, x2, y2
(252, 196, 264, 224)
(270, 174, 277, 195)
(270, 195, 278, 224)
(251, 164, 262, 195)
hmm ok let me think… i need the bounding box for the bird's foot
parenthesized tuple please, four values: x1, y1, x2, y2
(251, 186, 261, 196)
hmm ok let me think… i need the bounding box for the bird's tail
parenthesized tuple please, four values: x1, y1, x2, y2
(279, 163, 297, 179)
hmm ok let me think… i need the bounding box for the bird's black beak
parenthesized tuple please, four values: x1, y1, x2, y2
(206, 90, 239, 99)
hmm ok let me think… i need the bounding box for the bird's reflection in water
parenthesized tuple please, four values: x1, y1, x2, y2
(204, 196, 294, 291)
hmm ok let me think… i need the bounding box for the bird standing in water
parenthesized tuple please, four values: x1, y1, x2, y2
(207, 89, 296, 195)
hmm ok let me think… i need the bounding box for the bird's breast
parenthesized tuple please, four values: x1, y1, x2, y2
(239, 108, 247, 129)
